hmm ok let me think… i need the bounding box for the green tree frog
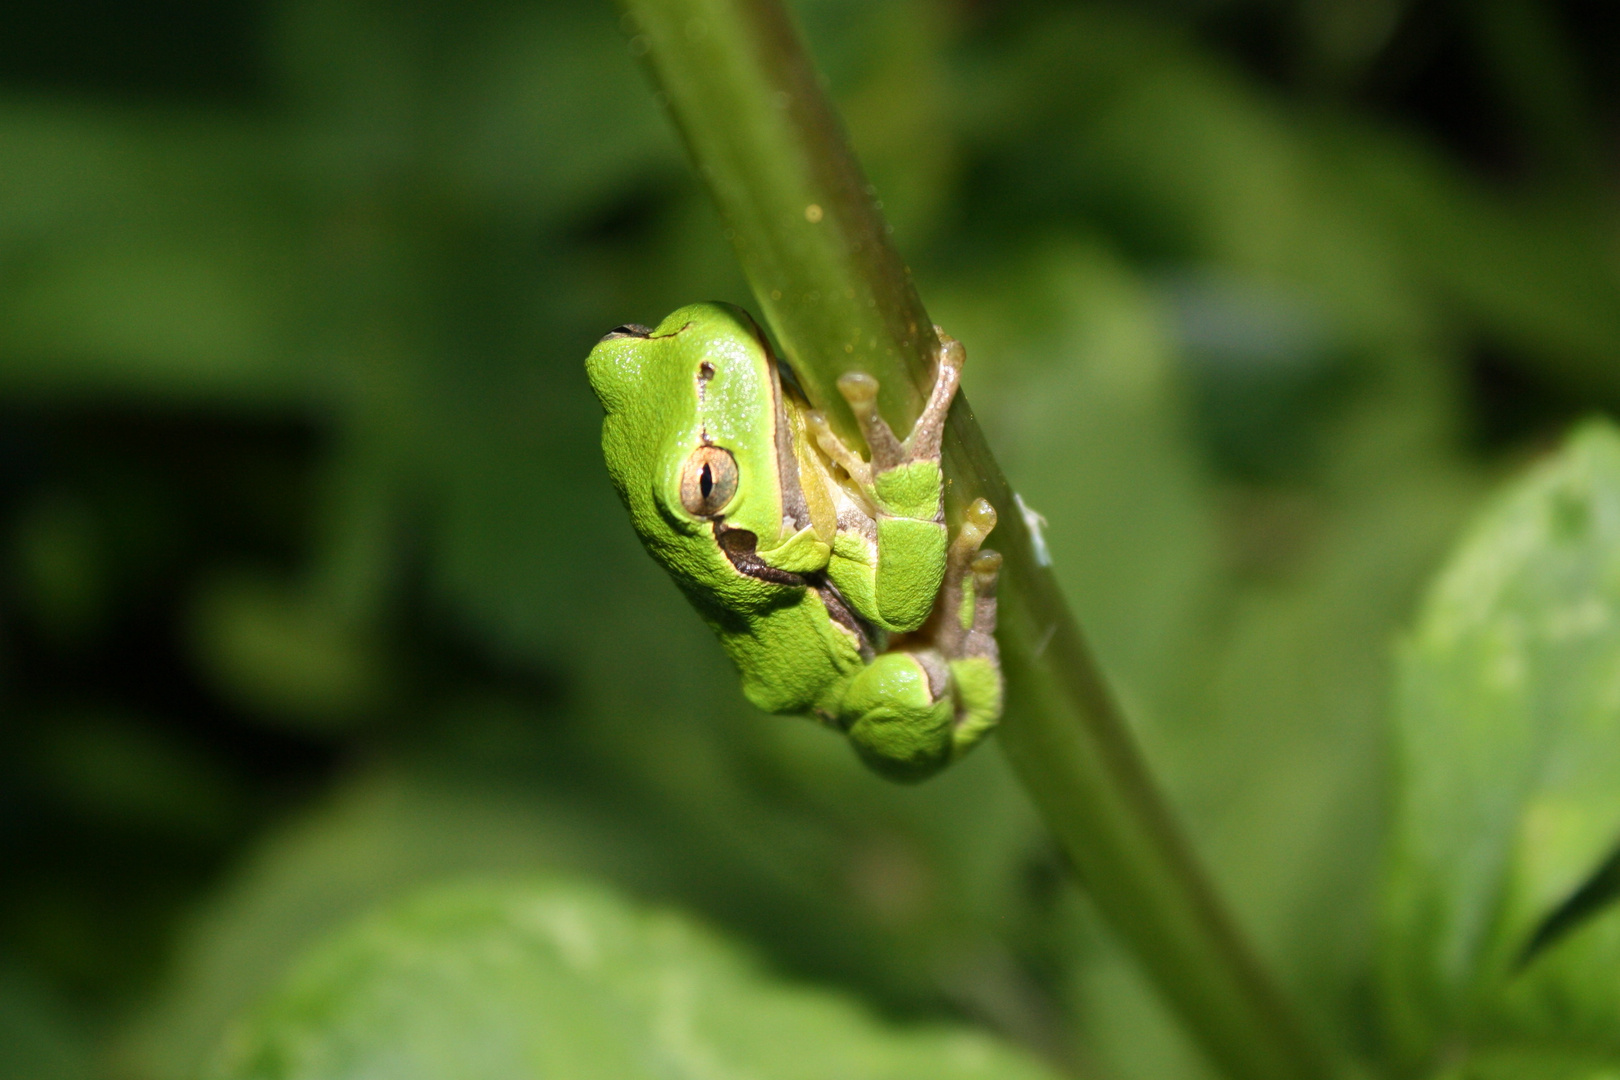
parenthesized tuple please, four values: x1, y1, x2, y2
(585, 303, 1002, 781)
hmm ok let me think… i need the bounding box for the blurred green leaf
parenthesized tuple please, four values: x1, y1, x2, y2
(30, 708, 242, 840)
(9, 491, 104, 647)
(952, 5, 1620, 404)
(115, 771, 596, 1080)
(1324, 125, 1620, 400)
(188, 570, 390, 729)
(1386, 420, 1620, 1069)
(206, 877, 1061, 1080)
(0, 104, 310, 400)
(0, 967, 91, 1080)
(115, 702, 1065, 1078)
(1428, 1046, 1620, 1080)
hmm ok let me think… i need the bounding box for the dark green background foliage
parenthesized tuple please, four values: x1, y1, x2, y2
(2, 1, 1618, 1077)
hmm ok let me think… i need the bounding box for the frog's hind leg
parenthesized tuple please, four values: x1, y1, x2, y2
(931, 498, 999, 657)
(840, 652, 956, 782)
(936, 499, 1003, 761)
(840, 523, 1001, 781)
(947, 549, 1002, 760)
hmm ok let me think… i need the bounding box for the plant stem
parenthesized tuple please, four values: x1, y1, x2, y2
(615, 2, 1332, 1078)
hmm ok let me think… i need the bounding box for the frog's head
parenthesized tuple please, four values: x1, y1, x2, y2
(586, 302, 796, 604)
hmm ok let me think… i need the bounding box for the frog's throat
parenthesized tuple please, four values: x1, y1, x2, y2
(713, 523, 874, 659)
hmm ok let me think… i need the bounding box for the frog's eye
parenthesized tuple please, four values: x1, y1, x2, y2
(680, 445, 739, 518)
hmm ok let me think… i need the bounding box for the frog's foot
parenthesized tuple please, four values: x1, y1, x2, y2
(946, 650, 1001, 763)
(962, 549, 1002, 661)
(949, 496, 997, 570)
(804, 329, 964, 481)
(841, 513, 1003, 783)
(943, 533, 1003, 764)
(843, 536, 1003, 782)
(805, 408, 872, 488)
(932, 498, 1000, 659)
(968, 548, 1001, 631)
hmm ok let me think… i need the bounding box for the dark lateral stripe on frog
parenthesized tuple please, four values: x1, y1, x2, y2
(713, 524, 874, 657)
(714, 526, 807, 586)
(813, 581, 875, 661)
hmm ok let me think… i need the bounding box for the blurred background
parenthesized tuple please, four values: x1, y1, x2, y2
(1, 1, 1617, 1077)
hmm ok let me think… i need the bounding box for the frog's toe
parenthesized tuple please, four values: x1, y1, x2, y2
(971, 549, 1003, 585)
(837, 371, 905, 469)
(836, 371, 880, 408)
(933, 328, 965, 377)
(951, 498, 998, 559)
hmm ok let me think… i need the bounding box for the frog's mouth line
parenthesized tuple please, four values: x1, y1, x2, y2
(713, 523, 874, 659)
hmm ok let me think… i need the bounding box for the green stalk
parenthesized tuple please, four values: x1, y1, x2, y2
(615, 2, 1332, 1078)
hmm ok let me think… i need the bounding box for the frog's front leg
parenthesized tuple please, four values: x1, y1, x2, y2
(839, 498, 1003, 782)
(806, 332, 965, 633)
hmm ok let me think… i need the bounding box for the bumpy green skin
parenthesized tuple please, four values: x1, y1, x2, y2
(586, 303, 1001, 782)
